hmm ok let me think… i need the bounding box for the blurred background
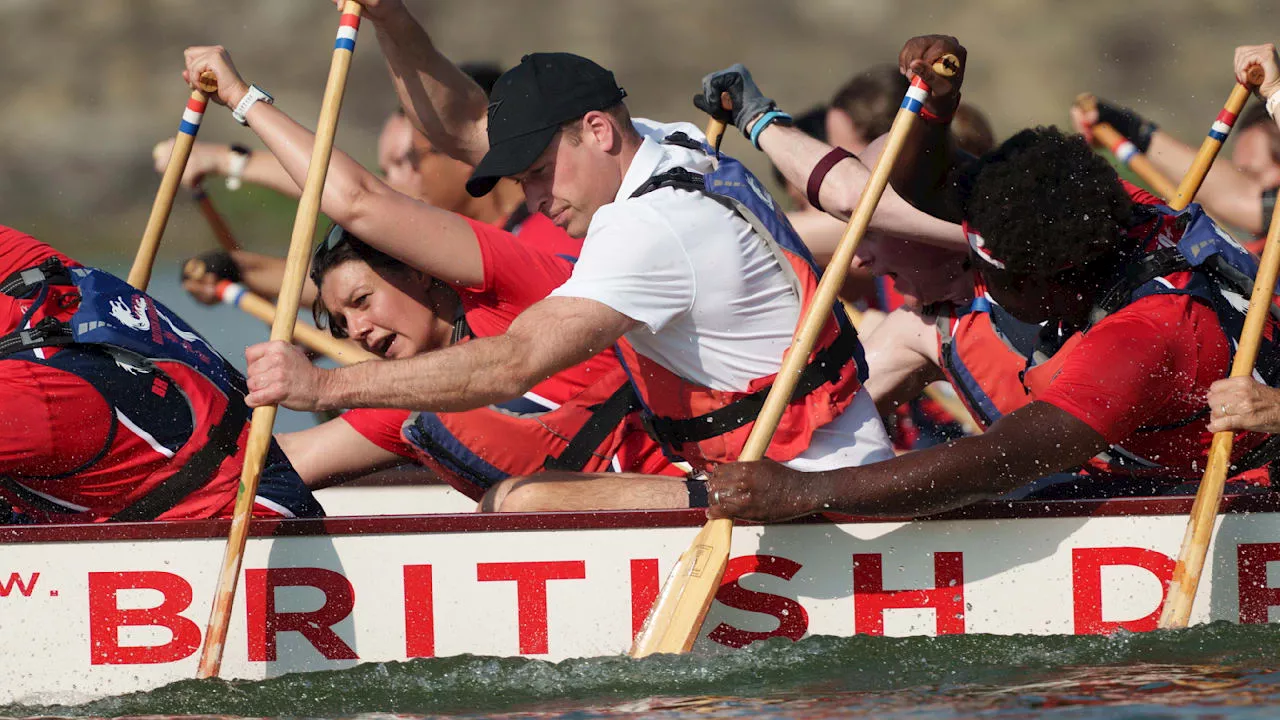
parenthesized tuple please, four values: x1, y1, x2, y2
(0, 0, 1270, 425)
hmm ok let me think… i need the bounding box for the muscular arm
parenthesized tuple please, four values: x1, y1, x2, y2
(307, 296, 637, 411)
(275, 421, 403, 489)
(710, 401, 1106, 521)
(239, 98, 484, 286)
(757, 123, 965, 249)
(1147, 131, 1269, 235)
(367, 3, 490, 166)
(861, 307, 945, 416)
(811, 402, 1105, 516)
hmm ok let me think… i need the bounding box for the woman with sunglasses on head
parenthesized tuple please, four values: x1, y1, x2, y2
(182, 45, 681, 506)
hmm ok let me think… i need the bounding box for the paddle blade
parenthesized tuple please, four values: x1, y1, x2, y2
(628, 517, 732, 658)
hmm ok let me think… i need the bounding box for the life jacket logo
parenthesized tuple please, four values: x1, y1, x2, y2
(745, 173, 774, 213)
(108, 296, 151, 332)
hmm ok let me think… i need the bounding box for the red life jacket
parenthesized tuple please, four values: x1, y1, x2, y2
(935, 275, 1038, 430)
(0, 258, 320, 521)
(614, 134, 867, 471)
(400, 363, 678, 501)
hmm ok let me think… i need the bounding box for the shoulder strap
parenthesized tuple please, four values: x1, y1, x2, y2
(542, 382, 642, 472)
(109, 387, 250, 522)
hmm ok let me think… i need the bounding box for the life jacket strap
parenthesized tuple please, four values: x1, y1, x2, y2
(642, 324, 858, 447)
(108, 388, 250, 522)
(542, 382, 641, 471)
(0, 257, 72, 298)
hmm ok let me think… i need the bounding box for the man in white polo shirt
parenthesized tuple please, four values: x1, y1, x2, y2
(244, 0, 895, 510)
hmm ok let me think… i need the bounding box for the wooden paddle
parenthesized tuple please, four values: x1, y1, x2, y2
(183, 259, 375, 365)
(1074, 94, 1177, 201)
(196, 1, 364, 679)
(628, 56, 960, 658)
(128, 73, 218, 290)
(1158, 177, 1280, 630)
(1167, 66, 1265, 211)
(192, 182, 241, 252)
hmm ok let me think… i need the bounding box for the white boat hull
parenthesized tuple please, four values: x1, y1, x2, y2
(4, 495, 1280, 705)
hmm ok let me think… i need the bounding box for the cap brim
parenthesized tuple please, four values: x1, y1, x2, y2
(466, 125, 559, 197)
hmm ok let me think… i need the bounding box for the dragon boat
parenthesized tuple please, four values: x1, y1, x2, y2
(5, 487, 1280, 705)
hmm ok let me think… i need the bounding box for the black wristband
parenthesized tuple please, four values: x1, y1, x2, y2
(1263, 187, 1277, 234)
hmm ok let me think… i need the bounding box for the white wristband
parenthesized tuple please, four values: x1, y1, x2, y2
(225, 145, 251, 191)
(232, 84, 274, 126)
(1267, 91, 1280, 120)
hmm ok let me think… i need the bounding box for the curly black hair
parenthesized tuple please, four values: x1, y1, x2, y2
(954, 126, 1133, 276)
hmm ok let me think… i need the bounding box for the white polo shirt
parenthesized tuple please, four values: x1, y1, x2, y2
(551, 119, 892, 471)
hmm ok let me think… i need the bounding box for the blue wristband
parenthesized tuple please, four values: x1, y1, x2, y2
(749, 110, 793, 150)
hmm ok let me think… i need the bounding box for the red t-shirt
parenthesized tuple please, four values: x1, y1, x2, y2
(341, 217, 615, 458)
(509, 210, 583, 260)
(1035, 293, 1236, 473)
(1035, 183, 1266, 475)
(0, 227, 105, 478)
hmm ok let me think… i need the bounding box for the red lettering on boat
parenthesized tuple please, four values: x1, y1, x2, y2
(1237, 543, 1280, 624)
(1071, 547, 1173, 634)
(404, 564, 435, 657)
(87, 571, 200, 665)
(629, 558, 659, 640)
(477, 560, 586, 655)
(708, 554, 809, 648)
(245, 567, 358, 662)
(0, 572, 39, 598)
(852, 552, 965, 636)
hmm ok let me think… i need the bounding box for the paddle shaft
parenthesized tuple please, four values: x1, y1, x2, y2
(1091, 122, 1178, 201)
(1168, 67, 1264, 211)
(1158, 177, 1280, 629)
(192, 183, 241, 252)
(196, 3, 363, 679)
(629, 58, 958, 658)
(705, 92, 732, 152)
(128, 75, 217, 290)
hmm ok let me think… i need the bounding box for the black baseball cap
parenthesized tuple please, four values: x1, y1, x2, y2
(466, 52, 627, 197)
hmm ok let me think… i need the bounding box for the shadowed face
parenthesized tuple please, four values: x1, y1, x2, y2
(512, 113, 624, 239)
(1232, 125, 1280, 190)
(850, 232, 972, 308)
(377, 114, 474, 212)
(318, 260, 455, 359)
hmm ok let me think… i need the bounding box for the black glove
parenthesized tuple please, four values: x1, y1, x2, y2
(1095, 98, 1159, 153)
(693, 63, 779, 138)
(180, 249, 241, 284)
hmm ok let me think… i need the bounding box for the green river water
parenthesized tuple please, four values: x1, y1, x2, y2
(8, 623, 1280, 719)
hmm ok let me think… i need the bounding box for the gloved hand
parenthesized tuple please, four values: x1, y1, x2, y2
(180, 250, 241, 305)
(1093, 98, 1158, 152)
(694, 64, 779, 138)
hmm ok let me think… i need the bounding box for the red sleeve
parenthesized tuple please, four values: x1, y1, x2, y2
(0, 361, 110, 477)
(1121, 180, 1162, 207)
(454, 218, 575, 337)
(511, 211, 584, 259)
(1036, 296, 1222, 443)
(340, 408, 417, 460)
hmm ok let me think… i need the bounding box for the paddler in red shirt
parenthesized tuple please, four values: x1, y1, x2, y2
(0, 226, 323, 522)
(704, 35, 1280, 521)
(177, 45, 680, 506)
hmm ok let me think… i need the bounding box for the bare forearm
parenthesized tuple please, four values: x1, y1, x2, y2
(814, 403, 1105, 517)
(229, 250, 318, 306)
(1148, 132, 1265, 234)
(370, 5, 489, 166)
(318, 335, 536, 412)
(758, 124, 964, 249)
(888, 123, 960, 222)
(241, 102, 377, 230)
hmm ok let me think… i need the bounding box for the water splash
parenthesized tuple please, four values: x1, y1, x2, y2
(7, 622, 1280, 718)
